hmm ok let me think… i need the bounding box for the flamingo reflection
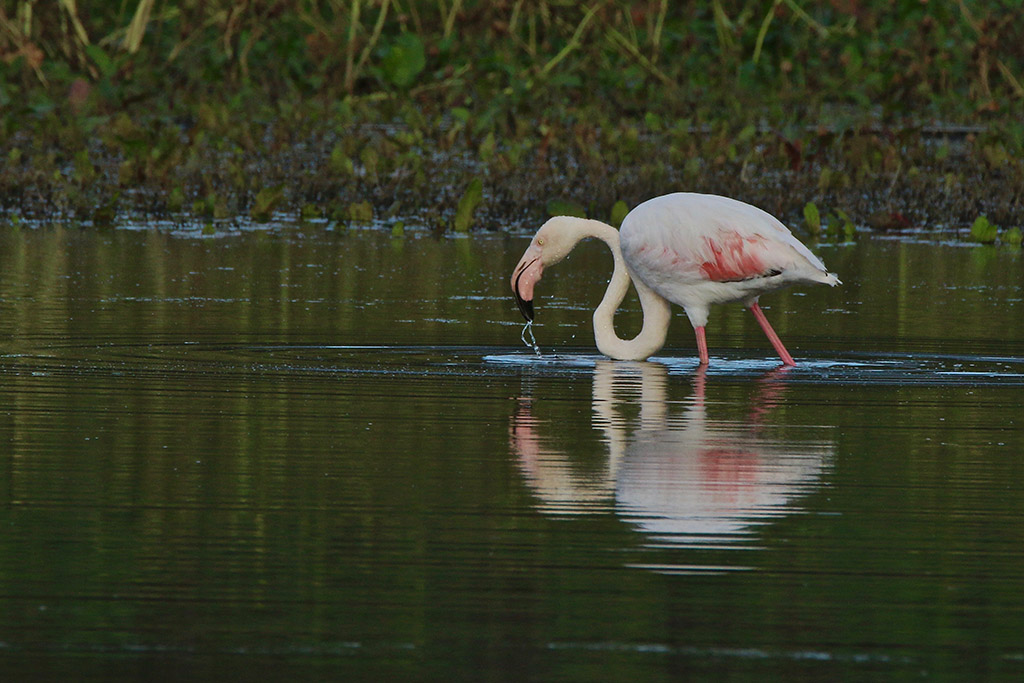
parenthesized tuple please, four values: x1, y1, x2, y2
(510, 361, 834, 547)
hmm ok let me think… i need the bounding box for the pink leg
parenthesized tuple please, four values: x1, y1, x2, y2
(749, 302, 796, 366)
(695, 326, 709, 366)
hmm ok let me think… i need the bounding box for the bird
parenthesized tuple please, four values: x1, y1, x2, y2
(510, 192, 841, 365)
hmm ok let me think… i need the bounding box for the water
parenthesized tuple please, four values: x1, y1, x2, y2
(1, 224, 1023, 680)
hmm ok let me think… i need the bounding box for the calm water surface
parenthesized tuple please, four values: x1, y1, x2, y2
(1, 224, 1023, 680)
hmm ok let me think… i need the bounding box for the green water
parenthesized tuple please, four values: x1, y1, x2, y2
(1, 224, 1023, 680)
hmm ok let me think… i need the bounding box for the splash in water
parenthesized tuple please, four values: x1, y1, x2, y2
(521, 321, 541, 356)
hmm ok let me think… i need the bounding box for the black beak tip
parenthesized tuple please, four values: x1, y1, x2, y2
(515, 295, 534, 322)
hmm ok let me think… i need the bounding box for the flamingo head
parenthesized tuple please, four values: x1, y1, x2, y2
(510, 218, 579, 322)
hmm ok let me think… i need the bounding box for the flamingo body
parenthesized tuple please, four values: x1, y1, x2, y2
(620, 194, 837, 327)
(511, 192, 840, 365)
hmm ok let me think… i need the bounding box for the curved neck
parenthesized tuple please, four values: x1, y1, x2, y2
(566, 219, 671, 361)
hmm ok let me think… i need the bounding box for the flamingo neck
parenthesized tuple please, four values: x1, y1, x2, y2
(563, 219, 671, 361)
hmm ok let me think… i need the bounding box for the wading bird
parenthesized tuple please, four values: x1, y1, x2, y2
(510, 192, 840, 365)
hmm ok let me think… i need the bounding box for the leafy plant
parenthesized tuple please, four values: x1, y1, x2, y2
(379, 33, 426, 88)
(609, 200, 630, 228)
(453, 178, 483, 232)
(166, 186, 185, 213)
(828, 208, 856, 242)
(971, 215, 998, 244)
(803, 201, 821, 237)
(348, 201, 374, 224)
(251, 185, 285, 222)
(478, 131, 497, 163)
(329, 144, 355, 176)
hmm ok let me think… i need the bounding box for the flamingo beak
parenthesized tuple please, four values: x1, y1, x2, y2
(511, 246, 543, 322)
(514, 285, 534, 321)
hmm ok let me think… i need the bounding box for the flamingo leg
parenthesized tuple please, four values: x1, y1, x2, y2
(694, 326, 709, 366)
(748, 302, 796, 366)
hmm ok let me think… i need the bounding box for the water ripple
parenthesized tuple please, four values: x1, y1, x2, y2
(4, 341, 1024, 387)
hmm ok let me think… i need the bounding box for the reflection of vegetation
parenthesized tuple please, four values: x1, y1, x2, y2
(0, 2, 1021, 232)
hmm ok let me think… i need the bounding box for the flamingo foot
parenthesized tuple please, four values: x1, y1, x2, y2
(749, 302, 796, 366)
(695, 326, 710, 366)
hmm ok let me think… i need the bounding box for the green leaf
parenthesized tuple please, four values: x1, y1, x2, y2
(329, 143, 354, 175)
(844, 218, 857, 242)
(828, 208, 854, 241)
(381, 33, 426, 88)
(167, 186, 185, 213)
(546, 199, 586, 218)
(348, 201, 374, 224)
(803, 201, 821, 236)
(73, 149, 96, 183)
(250, 185, 285, 223)
(453, 178, 484, 232)
(84, 44, 118, 79)
(359, 146, 379, 177)
(609, 200, 630, 228)
(983, 144, 1008, 167)
(193, 199, 212, 218)
(971, 215, 998, 244)
(817, 167, 832, 192)
(1003, 226, 1022, 247)
(478, 131, 496, 163)
(734, 124, 757, 145)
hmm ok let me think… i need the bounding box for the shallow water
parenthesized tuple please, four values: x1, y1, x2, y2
(1, 224, 1023, 680)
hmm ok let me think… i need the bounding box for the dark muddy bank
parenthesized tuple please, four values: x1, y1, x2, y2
(2, 115, 1021, 240)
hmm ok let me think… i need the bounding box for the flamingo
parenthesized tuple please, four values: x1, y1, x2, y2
(510, 192, 841, 365)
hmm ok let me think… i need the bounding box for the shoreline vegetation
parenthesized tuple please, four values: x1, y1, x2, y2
(1, 1, 1022, 241)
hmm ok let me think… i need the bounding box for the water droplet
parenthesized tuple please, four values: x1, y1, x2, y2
(521, 321, 541, 356)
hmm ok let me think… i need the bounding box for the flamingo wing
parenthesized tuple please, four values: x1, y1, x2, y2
(620, 193, 828, 286)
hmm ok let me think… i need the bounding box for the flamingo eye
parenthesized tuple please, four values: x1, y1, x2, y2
(537, 238, 545, 246)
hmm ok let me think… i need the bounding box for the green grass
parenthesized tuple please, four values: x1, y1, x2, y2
(0, 1, 1022, 235)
